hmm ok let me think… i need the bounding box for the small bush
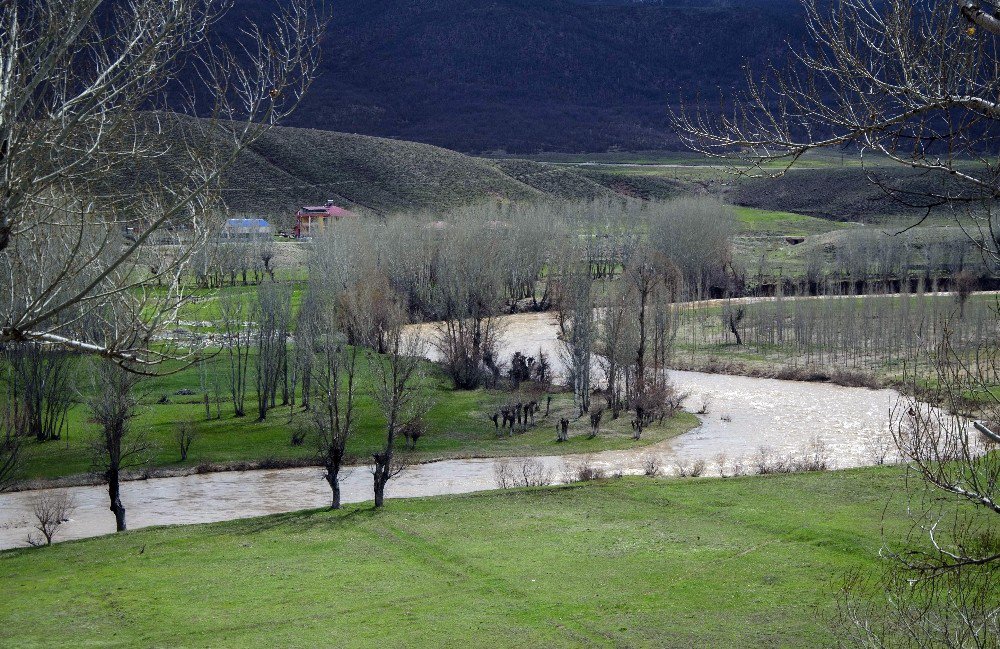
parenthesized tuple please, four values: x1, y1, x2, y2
(753, 446, 775, 475)
(714, 452, 728, 478)
(696, 398, 711, 415)
(493, 458, 554, 488)
(27, 492, 75, 546)
(401, 418, 426, 450)
(566, 459, 606, 482)
(796, 437, 831, 472)
(676, 458, 707, 478)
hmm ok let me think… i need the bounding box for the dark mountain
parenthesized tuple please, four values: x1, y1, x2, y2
(230, 0, 804, 153)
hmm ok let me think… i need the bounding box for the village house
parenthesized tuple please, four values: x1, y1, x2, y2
(222, 217, 273, 239)
(294, 200, 355, 238)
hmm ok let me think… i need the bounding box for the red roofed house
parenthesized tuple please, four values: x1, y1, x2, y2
(293, 200, 356, 238)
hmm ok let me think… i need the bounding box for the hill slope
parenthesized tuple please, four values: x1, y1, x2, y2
(225, 0, 804, 153)
(224, 126, 545, 217)
(187, 121, 674, 220)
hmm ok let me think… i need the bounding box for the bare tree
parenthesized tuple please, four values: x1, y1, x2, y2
(597, 280, 636, 419)
(27, 492, 75, 547)
(368, 326, 428, 508)
(312, 330, 359, 510)
(89, 361, 149, 532)
(175, 420, 196, 462)
(646, 198, 737, 300)
(835, 330, 1000, 646)
(431, 214, 509, 390)
(4, 344, 75, 441)
(673, 0, 1000, 263)
(722, 303, 746, 346)
(624, 248, 679, 438)
(219, 291, 252, 417)
(254, 281, 291, 421)
(558, 258, 595, 415)
(293, 290, 321, 411)
(0, 0, 325, 366)
(840, 563, 999, 649)
(0, 404, 24, 492)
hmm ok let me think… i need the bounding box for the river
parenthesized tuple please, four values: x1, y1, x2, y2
(0, 313, 900, 550)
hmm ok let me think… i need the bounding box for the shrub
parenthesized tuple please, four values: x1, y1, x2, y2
(493, 458, 554, 488)
(566, 458, 606, 482)
(27, 492, 75, 546)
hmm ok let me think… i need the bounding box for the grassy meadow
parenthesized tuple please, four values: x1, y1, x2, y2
(0, 467, 936, 647)
(15, 349, 697, 483)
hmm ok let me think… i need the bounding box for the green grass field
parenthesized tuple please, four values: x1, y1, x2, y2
(734, 207, 853, 237)
(0, 467, 932, 647)
(16, 350, 697, 483)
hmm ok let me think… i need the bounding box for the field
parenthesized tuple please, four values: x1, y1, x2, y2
(733, 207, 853, 236)
(15, 349, 698, 484)
(0, 467, 930, 647)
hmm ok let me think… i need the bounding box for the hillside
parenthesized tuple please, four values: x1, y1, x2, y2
(224, 125, 545, 218)
(131, 116, 961, 226)
(139, 118, 692, 223)
(734, 166, 977, 222)
(223, 0, 805, 153)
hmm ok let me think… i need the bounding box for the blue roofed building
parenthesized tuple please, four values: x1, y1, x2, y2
(222, 218, 273, 239)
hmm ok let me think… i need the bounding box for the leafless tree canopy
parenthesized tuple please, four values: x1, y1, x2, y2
(890, 335, 1000, 576)
(673, 0, 1000, 258)
(0, 404, 23, 492)
(368, 325, 428, 508)
(3, 343, 75, 441)
(0, 0, 324, 367)
(219, 290, 253, 417)
(27, 491, 75, 546)
(89, 360, 149, 531)
(254, 281, 292, 421)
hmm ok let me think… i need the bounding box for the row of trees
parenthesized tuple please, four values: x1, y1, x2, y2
(752, 229, 998, 297)
(672, 288, 999, 380)
(307, 197, 736, 394)
(190, 235, 278, 289)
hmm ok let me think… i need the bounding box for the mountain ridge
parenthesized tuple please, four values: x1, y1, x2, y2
(225, 0, 805, 153)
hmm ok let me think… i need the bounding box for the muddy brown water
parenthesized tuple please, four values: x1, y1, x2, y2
(0, 313, 899, 550)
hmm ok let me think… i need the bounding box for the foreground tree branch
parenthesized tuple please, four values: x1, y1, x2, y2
(0, 0, 326, 368)
(672, 0, 1000, 266)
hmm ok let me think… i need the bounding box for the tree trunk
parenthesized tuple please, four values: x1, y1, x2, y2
(108, 470, 126, 531)
(328, 475, 341, 510)
(729, 320, 743, 345)
(373, 467, 387, 508)
(372, 450, 391, 508)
